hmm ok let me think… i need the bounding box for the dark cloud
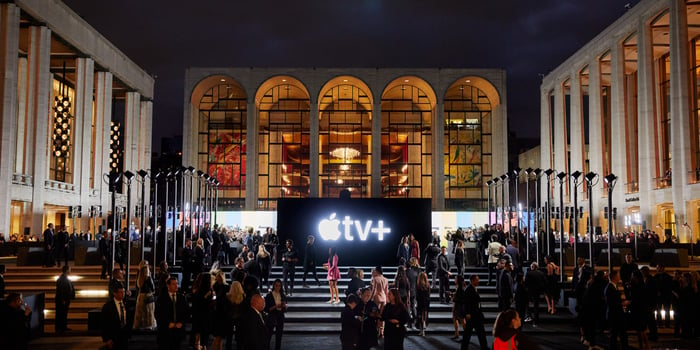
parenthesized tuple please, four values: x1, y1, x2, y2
(63, 0, 640, 152)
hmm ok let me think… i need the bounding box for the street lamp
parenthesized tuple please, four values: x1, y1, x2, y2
(513, 168, 522, 242)
(533, 169, 543, 263)
(486, 180, 493, 226)
(105, 171, 122, 274)
(584, 172, 598, 269)
(570, 171, 582, 263)
(493, 177, 501, 225)
(170, 167, 181, 266)
(524, 168, 534, 261)
(151, 169, 163, 268)
(556, 171, 567, 282)
(604, 173, 618, 274)
(196, 170, 205, 237)
(543, 169, 555, 257)
(136, 169, 149, 263)
(501, 174, 509, 231)
(213, 178, 220, 225)
(123, 170, 136, 291)
(187, 166, 196, 237)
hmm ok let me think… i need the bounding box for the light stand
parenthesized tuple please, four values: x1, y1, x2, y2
(486, 180, 493, 226)
(214, 179, 220, 225)
(171, 167, 181, 266)
(570, 171, 582, 263)
(123, 171, 135, 291)
(152, 169, 163, 268)
(104, 172, 122, 276)
(524, 168, 533, 261)
(544, 169, 555, 257)
(604, 173, 617, 275)
(188, 166, 196, 238)
(513, 168, 521, 245)
(534, 168, 542, 263)
(137, 170, 149, 262)
(501, 174, 509, 232)
(196, 170, 204, 238)
(584, 172, 598, 269)
(493, 177, 501, 225)
(556, 171, 567, 282)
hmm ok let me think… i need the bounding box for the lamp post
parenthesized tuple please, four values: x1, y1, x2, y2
(179, 166, 188, 252)
(188, 166, 195, 236)
(544, 169, 555, 257)
(556, 171, 567, 282)
(171, 167, 181, 266)
(604, 173, 617, 275)
(203, 174, 210, 229)
(570, 171, 582, 263)
(501, 174, 509, 231)
(524, 168, 534, 261)
(105, 172, 122, 274)
(196, 170, 204, 237)
(533, 169, 543, 263)
(493, 177, 500, 225)
(513, 168, 522, 244)
(486, 180, 493, 226)
(163, 169, 173, 265)
(123, 171, 135, 291)
(214, 179, 220, 225)
(152, 169, 163, 267)
(584, 172, 598, 269)
(137, 170, 149, 263)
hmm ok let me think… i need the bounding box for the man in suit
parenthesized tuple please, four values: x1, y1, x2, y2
(302, 235, 320, 288)
(43, 223, 55, 267)
(55, 226, 69, 267)
(55, 265, 75, 334)
(281, 239, 298, 296)
(99, 231, 112, 279)
(181, 238, 193, 293)
(498, 260, 514, 311)
(101, 286, 130, 350)
(461, 275, 489, 350)
(437, 246, 451, 303)
(155, 277, 189, 350)
(423, 239, 440, 288)
(241, 293, 271, 350)
(0, 292, 32, 349)
(605, 270, 629, 350)
(524, 262, 547, 326)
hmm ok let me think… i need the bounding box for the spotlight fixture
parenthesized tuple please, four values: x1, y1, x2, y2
(604, 173, 617, 185)
(570, 170, 582, 180)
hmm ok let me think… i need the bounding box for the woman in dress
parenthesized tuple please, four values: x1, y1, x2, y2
(193, 238, 205, 276)
(370, 266, 389, 337)
(416, 272, 431, 336)
(544, 255, 560, 314)
(228, 282, 246, 350)
(265, 279, 288, 350)
(454, 240, 465, 275)
(325, 247, 341, 304)
(132, 260, 156, 330)
(191, 272, 213, 350)
(451, 274, 467, 340)
(393, 266, 410, 307)
(381, 288, 410, 349)
(256, 245, 272, 290)
(212, 270, 228, 299)
(396, 236, 411, 265)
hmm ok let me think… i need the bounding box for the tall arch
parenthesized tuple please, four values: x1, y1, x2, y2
(443, 76, 500, 210)
(317, 76, 373, 198)
(255, 76, 311, 209)
(380, 76, 436, 198)
(191, 76, 247, 209)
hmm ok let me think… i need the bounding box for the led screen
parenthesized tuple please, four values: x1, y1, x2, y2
(277, 198, 432, 266)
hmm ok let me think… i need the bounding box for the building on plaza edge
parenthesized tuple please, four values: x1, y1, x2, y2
(540, 0, 700, 243)
(182, 68, 508, 212)
(0, 0, 154, 240)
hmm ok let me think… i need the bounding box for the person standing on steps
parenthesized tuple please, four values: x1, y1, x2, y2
(325, 247, 341, 304)
(281, 239, 299, 296)
(302, 235, 320, 288)
(55, 265, 75, 334)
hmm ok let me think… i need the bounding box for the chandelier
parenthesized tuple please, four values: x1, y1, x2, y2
(330, 146, 360, 161)
(52, 63, 72, 159)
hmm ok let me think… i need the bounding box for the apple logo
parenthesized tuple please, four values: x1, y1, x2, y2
(319, 213, 341, 240)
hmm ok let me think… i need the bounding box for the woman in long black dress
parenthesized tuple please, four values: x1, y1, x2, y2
(191, 273, 213, 350)
(416, 272, 431, 336)
(381, 288, 410, 350)
(451, 274, 467, 340)
(393, 266, 410, 307)
(544, 255, 560, 314)
(256, 245, 272, 290)
(454, 240, 465, 276)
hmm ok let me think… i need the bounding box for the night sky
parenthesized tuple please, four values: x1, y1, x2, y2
(62, 0, 641, 153)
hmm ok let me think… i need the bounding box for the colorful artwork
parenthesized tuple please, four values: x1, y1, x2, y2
(444, 165, 482, 187)
(208, 131, 246, 186)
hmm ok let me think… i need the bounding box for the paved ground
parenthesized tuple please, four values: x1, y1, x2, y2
(27, 324, 699, 349)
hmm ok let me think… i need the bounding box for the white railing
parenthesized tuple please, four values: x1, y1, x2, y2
(44, 179, 76, 192)
(12, 173, 33, 186)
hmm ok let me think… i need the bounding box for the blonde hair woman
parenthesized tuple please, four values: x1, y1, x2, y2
(257, 245, 272, 290)
(132, 260, 156, 330)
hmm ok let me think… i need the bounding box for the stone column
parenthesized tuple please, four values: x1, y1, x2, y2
(540, 87, 552, 202)
(610, 41, 629, 201)
(95, 71, 113, 212)
(0, 4, 19, 239)
(245, 99, 256, 209)
(669, 0, 691, 233)
(27, 26, 52, 236)
(371, 102, 381, 198)
(15, 57, 27, 175)
(569, 71, 585, 179)
(636, 19, 656, 229)
(73, 57, 95, 230)
(309, 100, 319, 197)
(553, 82, 566, 180)
(140, 100, 153, 218)
(588, 60, 604, 227)
(434, 101, 445, 210)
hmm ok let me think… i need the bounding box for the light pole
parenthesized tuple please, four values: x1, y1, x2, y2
(513, 168, 522, 243)
(137, 169, 149, 263)
(570, 171, 582, 263)
(584, 172, 598, 269)
(179, 166, 187, 252)
(544, 169, 555, 257)
(501, 174, 509, 231)
(493, 177, 500, 225)
(213, 178, 220, 226)
(533, 169, 543, 263)
(123, 170, 135, 291)
(556, 171, 567, 282)
(151, 169, 163, 267)
(604, 173, 617, 275)
(196, 170, 204, 237)
(524, 168, 534, 261)
(171, 167, 181, 266)
(486, 180, 493, 226)
(203, 174, 210, 228)
(105, 172, 121, 276)
(188, 166, 196, 237)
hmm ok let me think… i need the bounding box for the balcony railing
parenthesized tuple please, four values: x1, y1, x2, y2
(44, 179, 75, 192)
(12, 173, 33, 186)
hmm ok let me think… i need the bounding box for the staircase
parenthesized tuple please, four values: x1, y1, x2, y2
(2, 263, 572, 335)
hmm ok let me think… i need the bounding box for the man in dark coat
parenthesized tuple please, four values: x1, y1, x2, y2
(0, 293, 32, 349)
(55, 265, 75, 334)
(101, 286, 130, 350)
(437, 246, 451, 303)
(524, 262, 547, 325)
(43, 223, 55, 267)
(605, 270, 629, 350)
(180, 238, 194, 293)
(423, 240, 440, 288)
(302, 235, 320, 287)
(99, 231, 112, 279)
(461, 275, 489, 350)
(55, 226, 69, 267)
(155, 277, 189, 350)
(241, 294, 271, 350)
(281, 239, 298, 296)
(498, 260, 514, 311)
(340, 294, 362, 350)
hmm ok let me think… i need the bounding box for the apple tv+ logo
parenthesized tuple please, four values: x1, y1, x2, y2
(318, 213, 391, 241)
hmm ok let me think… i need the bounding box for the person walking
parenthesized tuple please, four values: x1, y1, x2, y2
(265, 279, 288, 350)
(415, 272, 431, 336)
(302, 235, 320, 288)
(437, 246, 451, 304)
(487, 235, 502, 285)
(325, 247, 341, 304)
(256, 245, 272, 291)
(370, 266, 389, 337)
(340, 294, 362, 350)
(381, 288, 410, 350)
(451, 275, 467, 341)
(55, 265, 75, 334)
(605, 270, 629, 350)
(461, 274, 489, 350)
(454, 240, 465, 277)
(101, 286, 130, 350)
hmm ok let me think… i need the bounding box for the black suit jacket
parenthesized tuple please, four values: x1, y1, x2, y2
(240, 307, 271, 350)
(155, 292, 189, 332)
(43, 228, 54, 248)
(437, 253, 450, 277)
(101, 299, 130, 346)
(499, 270, 514, 300)
(464, 284, 485, 322)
